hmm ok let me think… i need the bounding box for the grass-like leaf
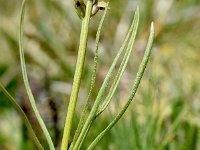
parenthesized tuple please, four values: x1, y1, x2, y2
(19, 1, 54, 149)
(96, 7, 140, 117)
(87, 22, 155, 150)
(0, 83, 44, 150)
(69, 3, 109, 150)
(73, 7, 140, 150)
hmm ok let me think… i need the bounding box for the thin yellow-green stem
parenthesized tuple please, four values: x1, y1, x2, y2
(0, 83, 44, 150)
(19, 1, 55, 150)
(69, 4, 109, 150)
(61, 0, 93, 149)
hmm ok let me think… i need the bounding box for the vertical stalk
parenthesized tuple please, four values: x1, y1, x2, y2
(61, 1, 93, 149)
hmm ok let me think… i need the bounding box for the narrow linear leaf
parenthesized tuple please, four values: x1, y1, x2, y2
(96, 7, 140, 117)
(0, 83, 44, 150)
(69, 3, 109, 150)
(87, 22, 155, 150)
(19, 1, 55, 149)
(73, 8, 140, 150)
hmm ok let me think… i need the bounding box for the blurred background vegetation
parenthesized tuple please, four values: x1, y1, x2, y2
(0, 0, 200, 149)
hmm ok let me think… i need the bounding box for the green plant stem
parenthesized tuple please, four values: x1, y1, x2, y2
(73, 8, 140, 150)
(19, 1, 54, 150)
(87, 22, 154, 150)
(61, 1, 93, 149)
(69, 4, 109, 150)
(0, 83, 44, 150)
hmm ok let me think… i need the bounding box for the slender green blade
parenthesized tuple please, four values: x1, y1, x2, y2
(0, 83, 44, 150)
(96, 7, 140, 117)
(87, 22, 154, 150)
(19, 1, 54, 149)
